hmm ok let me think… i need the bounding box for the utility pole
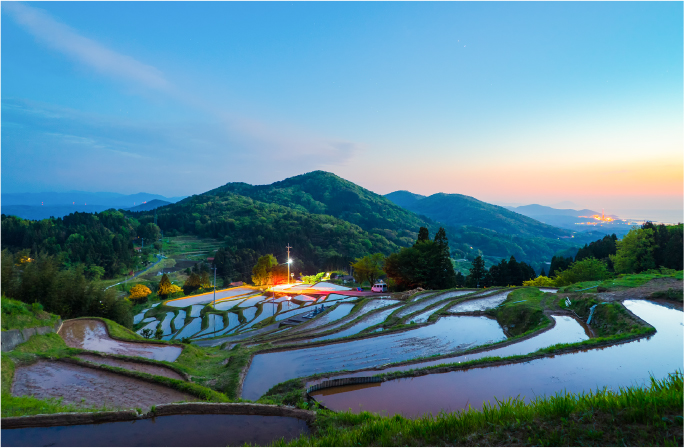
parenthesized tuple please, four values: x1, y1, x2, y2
(286, 244, 292, 284)
(213, 266, 217, 333)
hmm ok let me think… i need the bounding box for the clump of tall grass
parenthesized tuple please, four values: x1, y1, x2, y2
(275, 371, 682, 446)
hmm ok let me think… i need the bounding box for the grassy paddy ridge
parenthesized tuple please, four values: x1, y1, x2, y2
(275, 372, 683, 446)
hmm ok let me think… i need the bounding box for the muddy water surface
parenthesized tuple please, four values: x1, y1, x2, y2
(312, 300, 683, 417)
(242, 314, 506, 400)
(2, 414, 309, 447)
(59, 320, 182, 362)
(76, 354, 185, 380)
(12, 361, 194, 409)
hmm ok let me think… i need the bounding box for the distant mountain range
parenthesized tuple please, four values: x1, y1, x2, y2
(1, 191, 184, 220)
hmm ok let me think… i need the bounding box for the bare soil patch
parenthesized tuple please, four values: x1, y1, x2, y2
(597, 278, 683, 302)
(11, 360, 194, 410)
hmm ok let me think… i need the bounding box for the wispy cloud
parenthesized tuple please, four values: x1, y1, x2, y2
(3, 3, 363, 194)
(4, 2, 172, 91)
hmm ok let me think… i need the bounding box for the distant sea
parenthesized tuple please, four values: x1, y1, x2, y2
(614, 209, 683, 225)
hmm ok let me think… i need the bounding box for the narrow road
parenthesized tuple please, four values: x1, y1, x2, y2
(105, 255, 163, 290)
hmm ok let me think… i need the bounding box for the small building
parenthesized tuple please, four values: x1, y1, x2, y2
(338, 275, 355, 283)
(207, 257, 215, 263)
(230, 281, 244, 287)
(134, 246, 142, 253)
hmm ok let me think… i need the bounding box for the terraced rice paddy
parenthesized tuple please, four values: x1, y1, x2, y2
(448, 291, 511, 313)
(242, 314, 507, 400)
(2, 414, 310, 447)
(165, 287, 255, 308)
(308, 314, 592, 383)
(311, 300, 683, 417)
(60, 320, 182, 361)
(12, 360, 193, 409)
(395, 290, 474, 318)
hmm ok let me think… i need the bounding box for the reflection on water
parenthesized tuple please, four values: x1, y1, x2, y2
(59, 320, 181, 362)
(1, 414, 309, 447)
(448, 291, 511, 313)
(310, 314, 590, 384)
(242, 315, 506, 400)
(312, 300, 683, 417)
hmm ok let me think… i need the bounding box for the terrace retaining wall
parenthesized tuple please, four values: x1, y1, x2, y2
(1, 320, 62, 352)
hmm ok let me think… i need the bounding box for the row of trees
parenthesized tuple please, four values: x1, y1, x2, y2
(1, 250, 132, 327)
(465, 255, 536, 288)
(0, 211, 151, 278)
(611, 223, 683, 273)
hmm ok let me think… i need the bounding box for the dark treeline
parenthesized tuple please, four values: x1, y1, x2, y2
(548, 223, 682, 277)
(1, 250, 132, 327)
(385, 227, 458, 290)
(549, 234, 618, 276)
(465, 255, 536, 288)
(0, 211, 157, 278)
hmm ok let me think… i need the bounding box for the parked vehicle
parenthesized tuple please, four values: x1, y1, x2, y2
(371, 281, 388, 293)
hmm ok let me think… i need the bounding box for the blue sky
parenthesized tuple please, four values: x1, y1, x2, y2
(2, 2, 682, 218)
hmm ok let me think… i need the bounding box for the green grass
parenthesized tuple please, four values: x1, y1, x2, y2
(560, 270, 683, 293)
(488, 287, 552, 337)
(99, 317, 146, 341)
(562, 297, 648, 337)
(276, 372, 683, 447)
(651, 289, 684, 303)
(1, 296, 60, 331)
(258, 378, 306, 406)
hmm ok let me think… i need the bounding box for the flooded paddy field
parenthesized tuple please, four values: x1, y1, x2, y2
(308, 313, 591, 383)
(59, 320, 182, 361)
(448, 291, 511, 313)
(75, 354, 185, 381)
(164, 287, 255, 308)
(311, 300, 683, 417)
(394, 290, 474, 318)
(11, 360, 194, 409)
(242, 314, 507, 400)
(2, 413, 309, 447)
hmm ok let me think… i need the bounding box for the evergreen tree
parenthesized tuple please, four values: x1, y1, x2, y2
(540, 267, 546, 277)
(415, 227, 430, 245)
(466, 255, 487, 288)
(432, 227, 458, 289)
(157, 273, 174, 298)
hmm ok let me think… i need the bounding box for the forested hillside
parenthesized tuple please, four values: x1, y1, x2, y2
(131, 190, 399, 277)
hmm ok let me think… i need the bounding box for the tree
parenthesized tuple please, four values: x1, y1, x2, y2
(129, 284, 152, 302)
(157, 273, 175, 298)
(141, 328, 153, 339)
(252, 254, 278, 286)
(351, 253, 385, 286)
(154, 325, 163, 340)
(183, 272, 202, 294)
(301, 272, 325, 284)
(553, 257, 610, 286)
(385, 228, 458, 290)
(432, 228, 458, 289)
(466, 255, 486, 287)
(523, 276, 556, 287)
(415, 227, 430, 245)
(610, 227, 656, 274)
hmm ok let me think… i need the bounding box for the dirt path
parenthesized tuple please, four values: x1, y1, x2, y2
(76, 354, 186, 381)
(59, 319, 182, 362)
(597, 278, 683, 302)
(12, 360, 194, 410)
